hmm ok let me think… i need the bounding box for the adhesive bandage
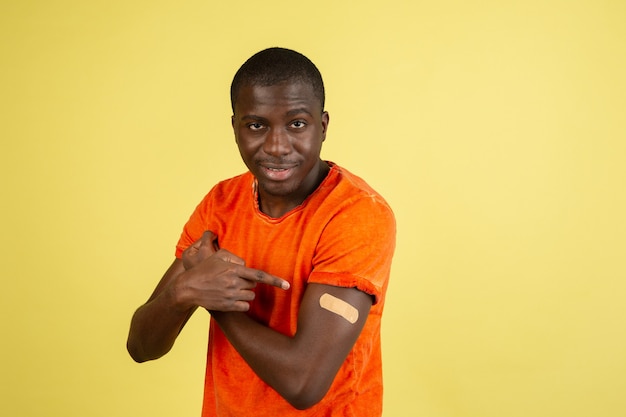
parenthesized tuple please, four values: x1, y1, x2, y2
(319, 293, 359, 324)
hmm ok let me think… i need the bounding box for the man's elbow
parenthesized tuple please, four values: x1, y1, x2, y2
(286, 392, 325, 411)
(127, 340, 148, 363)
(126, 338, 165, 363)
(282, 379, 332, 410)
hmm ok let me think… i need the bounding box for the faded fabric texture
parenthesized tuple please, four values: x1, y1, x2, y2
(176, 162, 396, 417)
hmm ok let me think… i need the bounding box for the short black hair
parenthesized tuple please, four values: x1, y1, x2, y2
(230, 47, 325, 113)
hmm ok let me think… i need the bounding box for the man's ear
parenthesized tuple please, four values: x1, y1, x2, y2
(321, 111, 330, 142)
(231, 115, 239, 145)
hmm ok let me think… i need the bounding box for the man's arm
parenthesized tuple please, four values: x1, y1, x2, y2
(127, 232, 290, 363)
(126, 258, 194, 362)
(210, 283, 373, 410)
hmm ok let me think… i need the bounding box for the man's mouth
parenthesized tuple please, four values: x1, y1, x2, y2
(260, 164, 296, 181)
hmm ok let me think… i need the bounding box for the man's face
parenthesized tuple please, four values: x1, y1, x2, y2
(232, 81, 329, 214)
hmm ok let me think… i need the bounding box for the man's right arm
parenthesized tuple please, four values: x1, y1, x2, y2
(126, 258, 196, 362)
(126, 231, 290, 363)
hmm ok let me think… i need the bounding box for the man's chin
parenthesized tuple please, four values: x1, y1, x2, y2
(258, 180, 297, 198)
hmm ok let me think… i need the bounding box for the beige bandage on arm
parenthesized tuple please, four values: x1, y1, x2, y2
(319, 293, 359, 324)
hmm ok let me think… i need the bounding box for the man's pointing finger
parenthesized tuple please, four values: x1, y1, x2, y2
(238, 266, 290, 290)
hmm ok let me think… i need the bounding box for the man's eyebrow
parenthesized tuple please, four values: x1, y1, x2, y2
(285, 107, 314, 117)
(239, 108, 313, 121)
(240, 114, 266, 121)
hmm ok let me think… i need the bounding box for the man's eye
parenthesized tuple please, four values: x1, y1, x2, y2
(248, 123, 263, 130)
(290, 120, 306, 129)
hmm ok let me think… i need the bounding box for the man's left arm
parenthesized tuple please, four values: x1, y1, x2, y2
(210, 282, 372, 410)
(197, 195, 395, 410)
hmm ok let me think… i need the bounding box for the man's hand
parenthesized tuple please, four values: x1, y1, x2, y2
(176, 232, 290, 312)
(182, 230, 219, 270)
(127, 231, 288, 362)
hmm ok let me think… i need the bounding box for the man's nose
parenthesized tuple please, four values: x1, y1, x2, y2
(263, 128, 291, 156)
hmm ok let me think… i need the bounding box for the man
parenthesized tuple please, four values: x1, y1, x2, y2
(127, 47, 396, 416)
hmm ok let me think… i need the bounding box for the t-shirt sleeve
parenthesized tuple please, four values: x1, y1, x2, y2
(175, 190, 214, 259)
(309, 195, 396, 305)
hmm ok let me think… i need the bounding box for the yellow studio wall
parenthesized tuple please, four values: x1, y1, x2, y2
(1, 0, 625, 416)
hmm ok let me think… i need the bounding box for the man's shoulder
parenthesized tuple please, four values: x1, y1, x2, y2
(327, 163, 392, 209)
(217, 171, 253, 186)
(190, 171, 253, 214)
(208, 171, 254, 196)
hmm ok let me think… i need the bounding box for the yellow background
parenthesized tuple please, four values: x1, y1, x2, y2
(2, 1, 625, 416)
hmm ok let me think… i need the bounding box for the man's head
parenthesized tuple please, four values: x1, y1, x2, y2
(230, 47, 330, 218)
(230, 47, 325, 113)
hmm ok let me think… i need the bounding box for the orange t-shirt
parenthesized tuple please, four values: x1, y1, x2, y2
(176, 162, 396, 417)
